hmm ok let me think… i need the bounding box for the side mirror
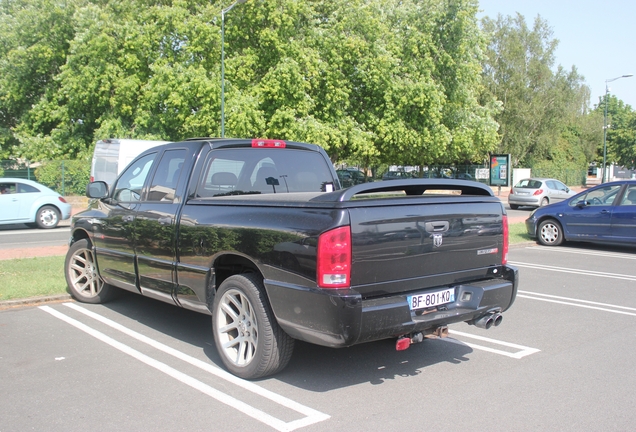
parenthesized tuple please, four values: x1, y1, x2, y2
(576, 200, 588, 208)
(86, 181, 109, 199)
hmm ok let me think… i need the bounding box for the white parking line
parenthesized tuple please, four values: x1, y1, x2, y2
(40, 304, 330, 432)
(445, 330, 540, 359)
(527, 246, 636, 260)
(518, 291, 636, 316)
(508, 261, 636, 281)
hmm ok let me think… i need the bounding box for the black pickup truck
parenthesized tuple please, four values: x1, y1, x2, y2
(65, 138, 518, 379)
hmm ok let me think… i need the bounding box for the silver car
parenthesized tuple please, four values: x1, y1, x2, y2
(508, 177, 576, 209)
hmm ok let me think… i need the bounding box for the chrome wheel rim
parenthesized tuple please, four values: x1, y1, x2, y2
(540, 223, 559, 244)
(216, 289, 258, 367)
(69, 246, 103, 297)
(39, 208, 59, 227)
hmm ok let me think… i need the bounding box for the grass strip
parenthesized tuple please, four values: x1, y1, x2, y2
(0, 256, 67, 301)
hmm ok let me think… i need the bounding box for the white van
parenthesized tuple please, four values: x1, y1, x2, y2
(90, 139, 169, 186)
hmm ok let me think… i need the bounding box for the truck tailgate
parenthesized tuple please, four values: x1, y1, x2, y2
(349, 199, 505, 296)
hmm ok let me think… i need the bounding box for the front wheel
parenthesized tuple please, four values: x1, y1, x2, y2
(212, 273, 294, 379)
(36, 205, 60, 229)
(537, 219, 564, 246)
(509, 204, 519, 210)
(65, 239, 118, 303)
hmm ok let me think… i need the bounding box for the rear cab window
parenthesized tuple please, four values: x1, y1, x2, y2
(196, 148, 336, 197)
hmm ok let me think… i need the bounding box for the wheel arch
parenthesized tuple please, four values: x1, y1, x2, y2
(207, 252, 264, 305)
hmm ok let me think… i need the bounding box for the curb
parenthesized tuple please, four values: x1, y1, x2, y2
(0, 293, 73, 310)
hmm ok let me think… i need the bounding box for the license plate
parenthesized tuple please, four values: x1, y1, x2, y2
(408, 288, 455, 310)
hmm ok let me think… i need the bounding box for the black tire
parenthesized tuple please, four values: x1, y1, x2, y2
(509, 204, 519, 210)
(36, 205, 60, 229)
(537, 219, 564, 246)
(65, 239, 118, 303)
(540, 197, 549, 207)
(212, 273, 294, 379)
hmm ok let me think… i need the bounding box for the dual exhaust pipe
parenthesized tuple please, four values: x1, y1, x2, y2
(472, 312, 503, 329)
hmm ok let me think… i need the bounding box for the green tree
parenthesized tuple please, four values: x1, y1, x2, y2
(601, 95, 636, 169)
(481, 13, 592, 172)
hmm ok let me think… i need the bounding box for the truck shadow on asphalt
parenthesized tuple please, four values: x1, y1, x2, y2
(103, 290, 473, 392)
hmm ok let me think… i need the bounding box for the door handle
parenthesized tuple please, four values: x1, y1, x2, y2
(425, 221, 449, 233)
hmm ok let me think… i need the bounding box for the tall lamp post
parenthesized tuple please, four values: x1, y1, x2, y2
(221, 0, 247, 138)
(602, 74, 633, 183)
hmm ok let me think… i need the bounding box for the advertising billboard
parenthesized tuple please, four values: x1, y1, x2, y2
(489, 154, 510, 187)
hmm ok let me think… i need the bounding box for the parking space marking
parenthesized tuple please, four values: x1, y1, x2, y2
(40, 304, 330, 432)
(525, 246, 636, 260)
(509, 261, 636, 282)
(445, 330, 541, 359)
(518, 291, 636, 316)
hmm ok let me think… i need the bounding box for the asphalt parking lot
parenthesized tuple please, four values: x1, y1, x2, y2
(2, 243, 635, 431)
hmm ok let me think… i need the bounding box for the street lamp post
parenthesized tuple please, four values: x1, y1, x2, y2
(602, 74, 633, 183)
(221, 0, 247, 138)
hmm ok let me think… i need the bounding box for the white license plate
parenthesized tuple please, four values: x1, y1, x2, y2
(408, 288, 455, 310)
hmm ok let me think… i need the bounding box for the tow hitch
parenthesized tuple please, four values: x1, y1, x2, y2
(395, 326, 449, 351)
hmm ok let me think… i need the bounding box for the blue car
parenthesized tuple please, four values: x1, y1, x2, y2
(0, 178, 72, 228)
(526, 180, 636, 246)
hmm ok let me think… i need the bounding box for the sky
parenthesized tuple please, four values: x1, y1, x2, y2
(478, 0, 636, 109)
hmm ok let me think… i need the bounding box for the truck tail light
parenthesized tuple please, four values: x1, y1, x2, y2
(252, 139, 286, 148)
(533, 189, 543, 196)
(502, 215, 509, 265)
(317, 226, 351, 288)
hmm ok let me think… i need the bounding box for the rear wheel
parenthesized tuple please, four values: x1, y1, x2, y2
(509, 204, 519, 210)
(212, 273, 294, 379)
(65, 239, 118, 303)
(36, 205, 60, 229)
(537, 219, 563, 246)
(540, 197, 549, 207)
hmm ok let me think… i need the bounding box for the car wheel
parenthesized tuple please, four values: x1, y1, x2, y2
(540, 197, 549, 207)
(65, 239, 118, 303)
(36, 205, 60, 229)
(212, 273, 294, 379)
(537, 219, 563, 246)
(509, 204, 519, 210)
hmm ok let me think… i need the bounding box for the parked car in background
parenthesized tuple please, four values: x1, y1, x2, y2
(508, 177, 576, 209)
(0, 178, 71, 228)
(526, 180, 636, 246)
(382, 170, 414, 181)
(336, 168, 372, 187)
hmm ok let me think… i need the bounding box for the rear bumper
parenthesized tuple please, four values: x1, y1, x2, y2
(508, 195, 541, 206)
(265, 265, 519, 348)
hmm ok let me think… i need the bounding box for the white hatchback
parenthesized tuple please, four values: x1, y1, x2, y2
(508, 177, 576, 209)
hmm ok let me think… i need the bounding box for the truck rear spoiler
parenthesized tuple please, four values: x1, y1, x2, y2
(311, 179, 494, 202)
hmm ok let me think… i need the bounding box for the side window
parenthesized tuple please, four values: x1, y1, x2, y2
(555, 181, 567, 191)
(17, 183, 39, 193)
(0, 182, 17, 194)
(146, 149, 187, 202)
(621, 185, 636, 206)
(113, 153, 156, 202)
(573, 185, 621, 207)
(546, 181, 557, 190)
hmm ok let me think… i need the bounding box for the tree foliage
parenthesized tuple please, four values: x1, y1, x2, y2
(481, 13, 593, 171)
(599, 95, 636, 169)
(1, 0, 498, 168)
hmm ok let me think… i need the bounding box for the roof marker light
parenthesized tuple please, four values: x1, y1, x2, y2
(252, 139, 286, 148)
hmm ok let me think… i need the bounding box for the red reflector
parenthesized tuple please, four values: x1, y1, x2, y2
(58, 196, 68, 203)
(396, 337, 411, 351)
(317, 226, 351, 288)
(252, 139, 286, 148)
(502, 215, 509, 265)
(533, 189, 543, 196)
